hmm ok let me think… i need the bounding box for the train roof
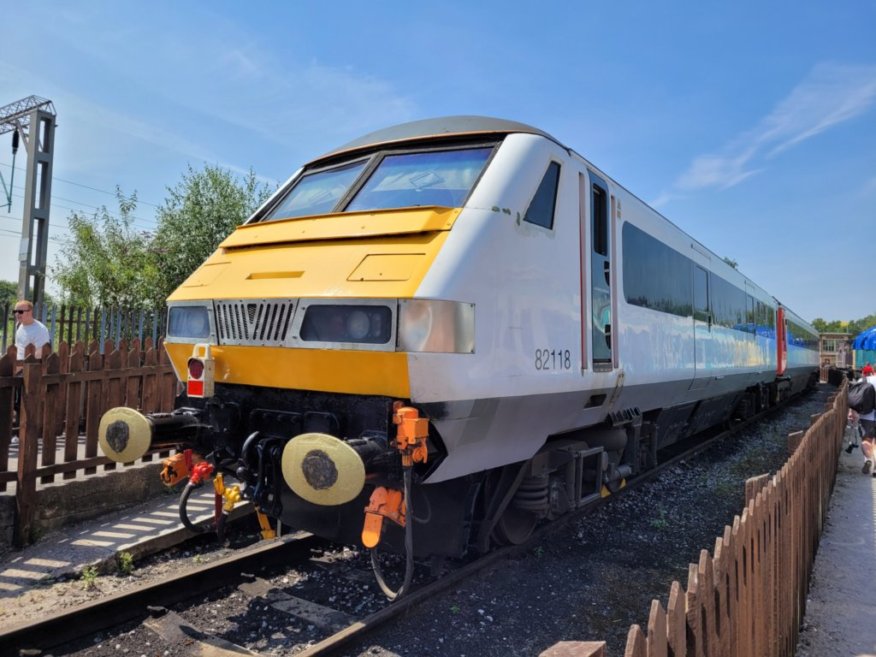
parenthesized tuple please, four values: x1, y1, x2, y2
(297, 117, 814, 329)
(313, 116, 564, 163)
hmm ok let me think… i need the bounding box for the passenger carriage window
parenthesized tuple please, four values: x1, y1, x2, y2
(764, 303, 776, 330)
(746, 295, 756, 332)
(710, 274, 746, 329)
(693, 266, 709, 321)
(622, 223, 693, 318)
(523, 161, 560, 229)
(787, 321, 819, 351)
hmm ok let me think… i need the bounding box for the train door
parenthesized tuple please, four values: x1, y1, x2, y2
(776, 307, 787, 376)
(690, 264, 711, 389)
(588, 172, 613, 372)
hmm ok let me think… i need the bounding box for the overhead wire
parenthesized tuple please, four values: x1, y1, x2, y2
(3, 186, 158, 231)
(0, 160, 161, 208)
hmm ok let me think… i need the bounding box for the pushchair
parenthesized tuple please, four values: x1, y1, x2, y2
(846, 411, 864, 454)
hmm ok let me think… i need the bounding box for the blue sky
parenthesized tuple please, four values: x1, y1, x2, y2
(1, 1, 874, 324)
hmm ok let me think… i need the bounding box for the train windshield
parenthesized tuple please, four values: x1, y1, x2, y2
(265, 159, 368, 220)
(263, 146, 494, 221)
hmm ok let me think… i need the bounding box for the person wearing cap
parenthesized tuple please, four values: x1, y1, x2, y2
(856, 364, 876, 474)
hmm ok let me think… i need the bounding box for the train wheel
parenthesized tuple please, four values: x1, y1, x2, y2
(492, 505, 538, 545)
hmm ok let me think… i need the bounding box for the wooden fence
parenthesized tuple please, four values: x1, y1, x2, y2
(1, 303, 166, 354)
(0, 338, 178, 545)
(542, 382, 847, 657)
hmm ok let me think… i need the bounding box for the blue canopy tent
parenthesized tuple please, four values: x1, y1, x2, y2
(853, 326, 876, 369)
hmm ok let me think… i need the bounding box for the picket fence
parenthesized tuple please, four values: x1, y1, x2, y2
(0, 339, 177, 545)
(1, 303, 166, 354)
(542, 381, 847, 657)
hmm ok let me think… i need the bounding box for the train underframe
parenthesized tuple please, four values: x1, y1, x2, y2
(155, 368, 816, 559)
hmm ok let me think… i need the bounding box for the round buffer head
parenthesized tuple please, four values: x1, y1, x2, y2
(98, 407, 153, 463)
(282, 433, 366, 506)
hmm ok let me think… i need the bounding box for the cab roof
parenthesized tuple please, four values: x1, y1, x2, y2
(312, 115, 563, 164)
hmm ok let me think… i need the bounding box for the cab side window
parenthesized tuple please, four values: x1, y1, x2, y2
(523, 162, 560, 229)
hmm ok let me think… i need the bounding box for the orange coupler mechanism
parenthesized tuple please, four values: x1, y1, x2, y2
(160, 450, 205, 487)
(361, 404, 429, 549)
(361, 404, 428, 600)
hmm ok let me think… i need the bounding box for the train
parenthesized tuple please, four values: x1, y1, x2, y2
(98, 116, 819, 595)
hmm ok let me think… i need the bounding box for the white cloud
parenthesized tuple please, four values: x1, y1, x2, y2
(3, 6, 417, 178)
(672, 63, 876, 195)
(649, 190, 685, 209)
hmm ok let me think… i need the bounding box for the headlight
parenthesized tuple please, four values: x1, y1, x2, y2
(300, 305, 392, 344)
(398, 300, 474, 353)
(167, 305, 212, 339)
(346, 310, 371, 340)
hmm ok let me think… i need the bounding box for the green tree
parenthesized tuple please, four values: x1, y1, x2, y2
(0, 280, 17, 308)
(52, 190, 162, 309)
(152, 164, 273, 301)
(811, 315, 876, 335)
(1, 280, 56, 308)
(849, 314, 876, 336)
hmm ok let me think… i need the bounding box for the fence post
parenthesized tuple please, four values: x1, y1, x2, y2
(15, 352, 42, 546)
(539, 642, 605, 657)
(0, 346, 15, 493)
(84, 341, 103, 475)
(39, 351, 61, 485)
(64, 342, 85, 480)
(788, 430, 804, 454)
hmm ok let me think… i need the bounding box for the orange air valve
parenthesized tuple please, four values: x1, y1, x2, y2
(362, 487, 406, 549)
(160, 451, 204, 487)
(392, 403, 429, 466)
(360, 404, 429, 548)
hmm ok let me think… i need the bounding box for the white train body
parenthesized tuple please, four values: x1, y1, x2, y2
(404, 126, 810, 483)
(120, 117, 818, 555)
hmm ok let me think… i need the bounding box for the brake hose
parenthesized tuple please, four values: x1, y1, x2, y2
(179, 480, 208, 534)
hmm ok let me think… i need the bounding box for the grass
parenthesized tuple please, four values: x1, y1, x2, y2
(80, 565, 99, 590)
(650, 507, 669, 530)
(117, 551, 134, 576)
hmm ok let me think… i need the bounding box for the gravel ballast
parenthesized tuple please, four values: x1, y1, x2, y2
(8, 384, 836, 657)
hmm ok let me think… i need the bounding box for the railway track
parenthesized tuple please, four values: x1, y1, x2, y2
(2, 392, 821, 657)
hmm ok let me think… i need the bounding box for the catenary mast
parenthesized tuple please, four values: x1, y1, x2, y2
(0, 95, 57, 307)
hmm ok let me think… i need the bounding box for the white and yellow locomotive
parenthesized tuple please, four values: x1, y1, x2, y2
(99, 117, 819, 583)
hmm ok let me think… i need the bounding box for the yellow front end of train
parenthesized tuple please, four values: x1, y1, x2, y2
(164, 206, 463, 398)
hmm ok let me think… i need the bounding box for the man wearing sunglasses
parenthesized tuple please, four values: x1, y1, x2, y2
(14, 300, 51, 363)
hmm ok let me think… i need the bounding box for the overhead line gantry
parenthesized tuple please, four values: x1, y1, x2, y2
(0, 95, 57, 307)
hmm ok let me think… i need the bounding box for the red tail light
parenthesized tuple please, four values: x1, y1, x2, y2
(188, 359, 204, 379)
(186, 344, 214, 398)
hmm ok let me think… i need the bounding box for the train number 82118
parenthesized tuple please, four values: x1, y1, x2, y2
(534, 349, 572, 371)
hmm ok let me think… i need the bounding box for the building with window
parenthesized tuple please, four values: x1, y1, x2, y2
(819, 332, 851, 369)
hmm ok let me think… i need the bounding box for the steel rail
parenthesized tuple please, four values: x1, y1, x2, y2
(0, 533, 324, 655)
(1, 390, 815, 656)
(274, 397, 806, 656)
